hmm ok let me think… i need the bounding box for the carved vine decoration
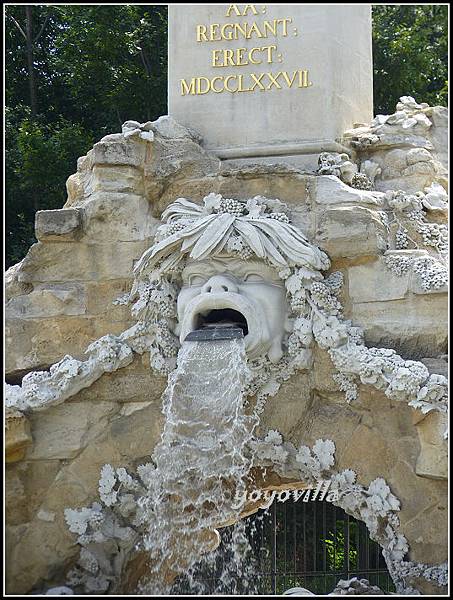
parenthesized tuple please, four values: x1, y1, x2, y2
(6, 192, 448, 420)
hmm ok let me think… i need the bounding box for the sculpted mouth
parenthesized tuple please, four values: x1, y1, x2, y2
(194, 308, 249, 336)
(179, 292, 266, 358)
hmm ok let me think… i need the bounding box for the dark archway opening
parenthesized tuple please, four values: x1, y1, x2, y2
(174, 498, 395, 595)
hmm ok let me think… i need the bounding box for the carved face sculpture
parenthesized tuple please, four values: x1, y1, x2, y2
(174, 256, 290, 362)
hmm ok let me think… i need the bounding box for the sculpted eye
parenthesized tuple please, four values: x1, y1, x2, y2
(189, 274, 207, 286)
(244, 273, 265, 283)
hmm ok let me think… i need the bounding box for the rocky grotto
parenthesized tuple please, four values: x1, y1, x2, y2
(4, 92, 448, 595)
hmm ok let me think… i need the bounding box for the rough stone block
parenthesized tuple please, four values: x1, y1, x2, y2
(20, 240, 150, 282)
(339, 423, 396, 482)
(35, 209, 82, 242)
(348, 260, 409, 303)
(218, 167, 311, 207)
(156, 169, 313, 221)
(84, 279, 131, 315)
(428, 106, 448, 168)
(65, 171, 85, 206)
(5, 315, 134, 376)
(5, 410, 32, 463)
(387, 462, 447, 566)
(91, 165, 144, 195)
(350, 295, 448, 357)
(6, 283, 86, 319)
(81, 192, 159, 242)
(144, 136, 219, 189)
(413, 411, 447, 481)
(27, 401, 120, 460)
(92, 138, 146, 167)
(311, 175, 384, 205)
(316, 206, 387, 259)
(5, 262, 33, 302)
(6, 460, 61, 525)
(152, 115, 201, 141)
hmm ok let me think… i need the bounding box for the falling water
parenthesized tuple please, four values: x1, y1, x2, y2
(137, 336, 260, 594)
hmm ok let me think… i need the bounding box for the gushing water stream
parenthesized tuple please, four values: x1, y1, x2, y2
(138, 337, 259, 593)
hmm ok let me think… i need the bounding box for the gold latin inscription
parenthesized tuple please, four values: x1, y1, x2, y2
(196, 19, 292, 42)
(180, 70, 312, 95)
(181, 6, 314, 96)
(181, 78, 196, 95)
(212, 45, 277, 67)
(225, 4, 259, 17)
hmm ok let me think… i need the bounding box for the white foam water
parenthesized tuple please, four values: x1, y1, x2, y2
(137, 338, 260, 594)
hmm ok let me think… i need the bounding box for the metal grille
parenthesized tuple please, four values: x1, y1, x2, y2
(176, 498, 395, 595)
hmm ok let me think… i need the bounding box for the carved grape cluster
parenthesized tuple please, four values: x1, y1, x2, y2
(317, 152, 343, 177)
(156, 324, 179, 358)
(289, 291, 306, 313)
(417, 223, 448, 254)
(395, 227, 409, 249)
(347, 326, 364, 346)
(149, 289, 175, 319)
(332, 373, 358, 403)
(387, 190, 423, 214)
(310, 281, 342, 314)
(216, 198, 245, 216)
(243, 358, 272, 400)
(225, 235, 253, 259)
(287, 333, 303, 357)
(406, 208, 425, 224)
(238, 246, 253, 260)
(166, 222, 187, 236)
(350, 172, 374, 190)
(384, 255, 411, 277)
(268, 212, 290, 223)
(412, 257, 448, 290)
(324, 271, 344, 295)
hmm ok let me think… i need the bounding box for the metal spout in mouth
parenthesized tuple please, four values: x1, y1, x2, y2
(184, 325, 244, 342)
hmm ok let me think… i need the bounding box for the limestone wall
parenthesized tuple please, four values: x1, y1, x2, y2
(5, 103, 448, 594)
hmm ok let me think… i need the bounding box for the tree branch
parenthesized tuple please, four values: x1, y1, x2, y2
(34, 16, 49, 43)
(140, 47, 152, 77)
(10, 15, 27, 39)
(116, 107, 123, 128)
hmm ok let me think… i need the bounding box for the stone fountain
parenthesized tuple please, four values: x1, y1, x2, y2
(5, 3, 448, 596)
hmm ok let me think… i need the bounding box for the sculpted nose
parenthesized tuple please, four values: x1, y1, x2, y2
(202, 275, 238, 294)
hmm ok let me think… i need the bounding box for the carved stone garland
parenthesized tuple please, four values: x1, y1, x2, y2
(6, 192, 448, 421)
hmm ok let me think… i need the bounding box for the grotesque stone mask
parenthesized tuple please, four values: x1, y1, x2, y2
(131, 193, 331, 387)
(176, 256, 291, 362)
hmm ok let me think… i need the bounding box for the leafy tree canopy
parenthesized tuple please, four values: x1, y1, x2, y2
(372, 5, 448, 113)
(5, 5, 167, 267)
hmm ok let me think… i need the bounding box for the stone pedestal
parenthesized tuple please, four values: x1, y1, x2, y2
(168, 4, 373, 170)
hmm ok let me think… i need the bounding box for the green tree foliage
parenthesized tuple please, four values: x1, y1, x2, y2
(5, 106, 94, 265)
(5, 5, 167, 268)
(324, 522, 358, 573)
(5, 5, 447, 268)
(373, 5, 448, 114)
